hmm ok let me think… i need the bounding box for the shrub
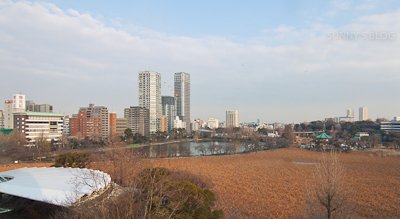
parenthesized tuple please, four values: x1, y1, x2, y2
(135, 167, 223, 219)
(54, 152, 90, 168)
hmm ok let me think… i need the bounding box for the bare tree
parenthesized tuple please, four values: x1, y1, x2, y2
(306, 152, 351, 219)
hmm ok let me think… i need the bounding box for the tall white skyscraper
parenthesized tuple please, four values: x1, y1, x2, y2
(174, 72, 190, 131)
(139, 71, 161, 133)
(226, 110, 239, 128)
(359, 106, 368, 121)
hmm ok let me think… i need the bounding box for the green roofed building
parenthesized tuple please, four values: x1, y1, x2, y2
(0, 129, 13, 135)
(316, 133, 333, 139)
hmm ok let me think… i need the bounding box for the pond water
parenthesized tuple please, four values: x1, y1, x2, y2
(133, 141, 263, 158)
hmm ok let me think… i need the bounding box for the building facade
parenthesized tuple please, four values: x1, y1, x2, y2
(116, 118, 128, 136)
(4, 100, 13, 129)
(124, 106, 150, 137)
(207, 118, 219, 129)
(63, 115, 70, 136)
(174, 72, 190, 131)
(12, 94, 26, 112)
(70, 104, 109, 141)
(138, 71, 161, 133)
(109, 112, 117, 138)
(381, 121, 400, 133)
(359, 106, 368, 121)
(13, 112, 64, 147)
(173, 116, 185, 129)
(0, 110, 4, 129)
(161, 96, 176, 133)
(226, 110, 239, 128)
(26, 101, 53, 113)
(160, 115, 167, 132)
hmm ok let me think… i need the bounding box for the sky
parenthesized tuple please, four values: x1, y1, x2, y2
(0, 0, 399, 123)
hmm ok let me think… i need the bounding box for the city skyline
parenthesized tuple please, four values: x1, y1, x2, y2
(0, 1, 399, 122)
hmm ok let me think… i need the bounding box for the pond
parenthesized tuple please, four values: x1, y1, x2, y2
(133, 141, 267, 158)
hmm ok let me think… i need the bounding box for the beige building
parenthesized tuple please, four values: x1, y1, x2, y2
(359, 106, 368, 121)
(116, 118, 128, 136)
(124, 106, 150, 137)
(160, 115, 168, 132)
(226, 110, 239, 128)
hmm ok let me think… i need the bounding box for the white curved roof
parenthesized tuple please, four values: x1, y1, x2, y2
(0, 167, 111, 207)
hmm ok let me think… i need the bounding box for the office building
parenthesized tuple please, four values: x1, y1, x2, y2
(26, 101, 53, 113)
(138, 71, 161, 133)
(174, 72, 190, 131)
(12, 94, 26, 112)
(191, 119, 204, 132)
(226, 110, 239, 128)
(63, 115, 70, 136)
(207, 118, 219, 129)
(173, 116, 185, 129)
(381, 120, 400, 133)
(13, 112, 64, 147)
(4, 100, 13, 129)
(124, 106, 150, 137)
(359, 106, 368, 121)
(70, 104, 109, 140)
(161, 96, 176, 133)
(346, 108, 354, 118)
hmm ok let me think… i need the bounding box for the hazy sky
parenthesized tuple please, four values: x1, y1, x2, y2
(0, 0, 399, 123)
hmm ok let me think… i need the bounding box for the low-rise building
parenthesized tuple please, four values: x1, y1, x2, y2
(381, 120, 400, 133)
(207, 118, 219, 129)
(13, 112, 64, 146)
(173, 116, 185, 129)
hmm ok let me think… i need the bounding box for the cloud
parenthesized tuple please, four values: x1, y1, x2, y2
(0, 1, 399, 122)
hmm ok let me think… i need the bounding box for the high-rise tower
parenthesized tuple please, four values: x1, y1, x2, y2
(139, 71, 161, 133)
(174, 72, 190, 131)
(359, 106, 368, 121)
(226, 110, 239, 128)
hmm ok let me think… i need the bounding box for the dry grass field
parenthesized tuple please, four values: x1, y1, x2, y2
(148, 148, 400, 218)
(1, 148, 399, 218)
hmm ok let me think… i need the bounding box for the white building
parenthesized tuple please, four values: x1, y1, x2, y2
(63, 115, 70, 136)
(139, 71, 161, 133)
(12, 94, 26, 112)
(226, 110, 239, 128)
(174, 72, 190, 131)
(13, 112, 64, 146)
(173, 116, 186, 129)
(207, 118, 219, 129)
(191, 119, 203, 131)
(3, 94, 26, 129)
(359, 106, 368, 121)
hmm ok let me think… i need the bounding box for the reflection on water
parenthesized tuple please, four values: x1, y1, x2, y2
(135, 141, 252, 158)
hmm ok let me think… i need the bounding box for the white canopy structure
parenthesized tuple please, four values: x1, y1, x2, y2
(0, 167, 111, 207)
